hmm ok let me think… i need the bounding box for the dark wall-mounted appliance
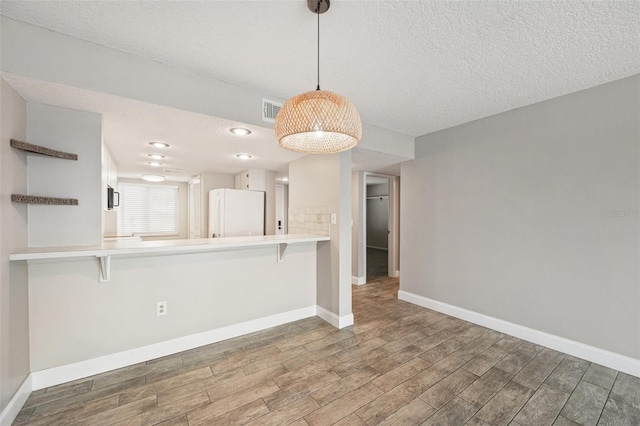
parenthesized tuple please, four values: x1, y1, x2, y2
(107, 186, 119, 210)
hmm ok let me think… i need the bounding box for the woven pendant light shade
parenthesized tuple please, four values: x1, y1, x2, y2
(275, 90, 362, 154)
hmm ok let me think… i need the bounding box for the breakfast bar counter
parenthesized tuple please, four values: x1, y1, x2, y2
(12, 234, 330, 386)
(10, 234, 330, 261)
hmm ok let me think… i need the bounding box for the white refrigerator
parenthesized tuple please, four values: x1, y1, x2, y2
(208, 189, 264, 238)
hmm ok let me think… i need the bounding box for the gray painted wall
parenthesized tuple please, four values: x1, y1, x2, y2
(26, 103, 103, 247)
(368, 183, 389, 197)
(29, 244, 317, 370)
(289, 153, 352, 318)
(401, 75, 640, 359)
(0, 80, 30, 412)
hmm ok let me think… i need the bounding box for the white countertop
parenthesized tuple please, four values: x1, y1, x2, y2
(10, 234, 330, 261)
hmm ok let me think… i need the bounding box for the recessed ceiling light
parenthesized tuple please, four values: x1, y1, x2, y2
(163, 168, 184, 173)
(147, 153, 166, 160)
(147, 161, 163, 167)
(235, 153, 252, 160)
(229, 127, 252, 136)
(141, 174, 166, 182)
(148, 141, 170, 148)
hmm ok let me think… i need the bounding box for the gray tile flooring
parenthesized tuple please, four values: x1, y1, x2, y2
(13, 276, 640, 425)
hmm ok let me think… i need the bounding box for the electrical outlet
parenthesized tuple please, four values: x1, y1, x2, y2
(331, 213, 337, 224)
(157, 301, 167, 316)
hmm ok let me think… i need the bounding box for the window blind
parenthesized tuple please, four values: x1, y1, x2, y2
(117, 183, 179, 236)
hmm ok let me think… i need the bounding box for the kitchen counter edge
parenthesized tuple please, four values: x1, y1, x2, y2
(10, 234, 330, 261)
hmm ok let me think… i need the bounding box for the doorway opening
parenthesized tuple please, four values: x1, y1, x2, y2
(356, 172, 400, 283)
(366, 177, 389, 279)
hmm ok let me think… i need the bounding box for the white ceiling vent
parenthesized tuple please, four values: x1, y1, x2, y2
(262, 98, 282, 123)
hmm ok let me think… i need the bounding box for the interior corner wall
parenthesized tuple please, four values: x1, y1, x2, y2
(0, 79, 30, 413)
(26, 103, 102, 247)
(289, 153, 352, 319)
(401, 75, 640, 360)
(117, 178, 189, 240)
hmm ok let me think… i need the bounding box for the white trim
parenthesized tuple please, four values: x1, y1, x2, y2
(0, 375, 32, 426)
(339, 313, 355, 328)
(398, 290, 640, 378)
(391, 270, 400, 278)
(366, 245, 388, 251)
(352, 275, 366, 285)
(316, 306, 354, 329)
(30, 305, 317, 390)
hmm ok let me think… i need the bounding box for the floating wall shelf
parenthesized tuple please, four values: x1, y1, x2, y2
(10, 139, 79, 206)
(11, 194, 79, 206)
(10, 139, 78, 160)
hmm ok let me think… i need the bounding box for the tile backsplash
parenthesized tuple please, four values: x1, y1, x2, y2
(288, 206, 331, 236)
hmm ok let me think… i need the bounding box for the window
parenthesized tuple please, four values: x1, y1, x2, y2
(117, 182, 179, 236)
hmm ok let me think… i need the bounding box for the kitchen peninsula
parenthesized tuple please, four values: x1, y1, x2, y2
(10, 234, 329, 389)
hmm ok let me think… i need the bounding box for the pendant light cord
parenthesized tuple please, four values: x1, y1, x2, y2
(316, 1, 320, 91)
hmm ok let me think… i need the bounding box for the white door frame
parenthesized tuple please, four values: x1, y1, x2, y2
(359, 172, 400, 283)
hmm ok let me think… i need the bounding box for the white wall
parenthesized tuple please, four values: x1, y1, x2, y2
(1, 17, 415, 160)
(117, 178, 188, 240)
(26, 103, 102, 247)
(0, 80, 30, 414)
(29, 244, 317, 371)
(290, 153, 352, 322)
(401, 75, 640, 360)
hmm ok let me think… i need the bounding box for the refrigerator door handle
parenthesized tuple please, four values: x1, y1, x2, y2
(216, 195, 223, 238)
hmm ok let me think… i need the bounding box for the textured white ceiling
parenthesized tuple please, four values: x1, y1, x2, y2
(2, 1, 638, 138)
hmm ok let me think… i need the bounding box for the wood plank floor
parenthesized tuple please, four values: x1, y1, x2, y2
(14, 276, 640, 425)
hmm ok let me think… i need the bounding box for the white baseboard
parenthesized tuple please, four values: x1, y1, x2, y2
(0, 375, 32, 426)
(398, 290, 640, 378)
(316, 306, 354, 329)
(391, 270, 400, 278)
(352, 276, 366, 285)
(30, 305, 317, 390)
